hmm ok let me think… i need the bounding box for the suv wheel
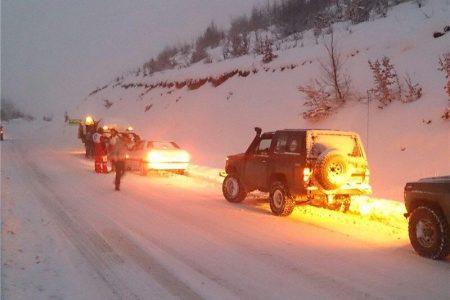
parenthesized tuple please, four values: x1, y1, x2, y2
(315, 150, 350, 190)
(269, 182, 295, 216)
(222, 174, 247, 203)
(408, 206, 450, 260)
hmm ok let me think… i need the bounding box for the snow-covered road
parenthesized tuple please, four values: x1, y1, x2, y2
(1, 122, 449, 300)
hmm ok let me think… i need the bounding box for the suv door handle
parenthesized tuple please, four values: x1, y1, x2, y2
(261, 160, 267, 163)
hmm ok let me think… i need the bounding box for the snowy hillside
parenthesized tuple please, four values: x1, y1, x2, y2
(75, 0, 450, 201)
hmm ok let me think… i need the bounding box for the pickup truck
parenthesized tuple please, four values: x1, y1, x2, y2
(404, 176, 450, 259)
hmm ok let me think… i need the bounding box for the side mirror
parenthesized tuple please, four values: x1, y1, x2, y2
(254, 127, 262, 137)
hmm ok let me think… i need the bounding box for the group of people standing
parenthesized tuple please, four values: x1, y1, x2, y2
(78, 122, 129, 191)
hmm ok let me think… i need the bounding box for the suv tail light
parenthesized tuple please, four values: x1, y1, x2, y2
(303, 167, 311, 183)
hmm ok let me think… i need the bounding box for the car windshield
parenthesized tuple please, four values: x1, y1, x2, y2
(149, 141, 180, 150)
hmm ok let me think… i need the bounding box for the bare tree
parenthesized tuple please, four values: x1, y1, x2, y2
(298, 28, 352, 121)
(319, 29, 351, 104)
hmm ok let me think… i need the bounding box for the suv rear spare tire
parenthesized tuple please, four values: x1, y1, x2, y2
(408, 206, 450, 260)
(315, 149, 350, 190)
(222, 174, 247, 203)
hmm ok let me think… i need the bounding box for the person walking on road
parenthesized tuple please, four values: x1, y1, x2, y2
(110, 134, 129, 191)
(107, 129, 119, 172)
(92, 127, 108, 173)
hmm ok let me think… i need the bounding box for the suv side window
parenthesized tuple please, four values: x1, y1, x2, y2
(274, 134, 288, 153)
(286, 136, 302, 154)
(255, 138, 272, 155)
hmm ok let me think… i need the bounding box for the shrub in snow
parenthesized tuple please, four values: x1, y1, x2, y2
(369, 57, 424, 106)
(187, 78, 208, 90)
(402, 74, 423, 103)
(298, 81, 333, 121)
(368, 56, 400, 106)
(209, 70, 238, 87)
(262, 38, 277, 63)
(175, 81, 187, 89)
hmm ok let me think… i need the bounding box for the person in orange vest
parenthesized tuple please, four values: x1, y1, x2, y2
(92, 127, 108, 173)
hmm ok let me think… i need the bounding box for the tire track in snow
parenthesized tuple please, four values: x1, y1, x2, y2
(17, 141, 207, 300)
(102, 228, 203, 300)
(15, 142, 140, 300)
(106, 187, 378, 300)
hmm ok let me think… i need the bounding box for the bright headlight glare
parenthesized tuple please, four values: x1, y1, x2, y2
(179, 151, 190, 162)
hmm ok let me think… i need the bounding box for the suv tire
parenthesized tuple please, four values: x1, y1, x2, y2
(223, 174, 247, 203)
(269, 181, 295, 216)
(408, 206, 450, 260)
(315, 149, 350, 190)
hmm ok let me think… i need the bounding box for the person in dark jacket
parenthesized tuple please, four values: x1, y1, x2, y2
(110, 134, 129, 191)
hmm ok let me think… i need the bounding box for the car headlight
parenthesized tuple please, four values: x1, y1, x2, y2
(178, 151, 190, 163)
(147, 151, 163, 162)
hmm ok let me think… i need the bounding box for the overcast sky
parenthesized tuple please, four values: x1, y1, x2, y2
(1, 0, 266, 118)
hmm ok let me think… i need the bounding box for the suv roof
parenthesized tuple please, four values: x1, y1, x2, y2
(276, 129, 359, 134)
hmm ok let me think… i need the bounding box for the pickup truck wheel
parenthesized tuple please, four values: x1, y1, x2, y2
(222, 175, 247, 203)
(315, 149, 350, 190)
(408, 206, 450, 260)
(269, 182, 295, 216)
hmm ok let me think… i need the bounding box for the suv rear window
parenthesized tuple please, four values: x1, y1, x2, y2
(311, 134, 363, 157)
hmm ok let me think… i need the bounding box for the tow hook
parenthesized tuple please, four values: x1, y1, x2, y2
(219, 171, 227, 177)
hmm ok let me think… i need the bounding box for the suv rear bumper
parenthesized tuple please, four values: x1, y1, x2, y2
(306, 183, 372, 196)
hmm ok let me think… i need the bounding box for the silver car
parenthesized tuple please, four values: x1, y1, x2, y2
(126, 140, 190, 175)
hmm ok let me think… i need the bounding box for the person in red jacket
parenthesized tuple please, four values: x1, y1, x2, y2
(92, 127, 108, 173)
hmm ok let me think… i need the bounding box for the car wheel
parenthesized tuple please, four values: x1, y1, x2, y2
(315, 149, 350, 190)
(269, 181, 295, 216)
(222, 174, 247, 203)
(408, 206, 450, 260)
(139, 161, 148, 176)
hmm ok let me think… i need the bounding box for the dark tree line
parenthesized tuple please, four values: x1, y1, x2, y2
(1, 98, 34, 121)
(141, 0, 407, 76)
